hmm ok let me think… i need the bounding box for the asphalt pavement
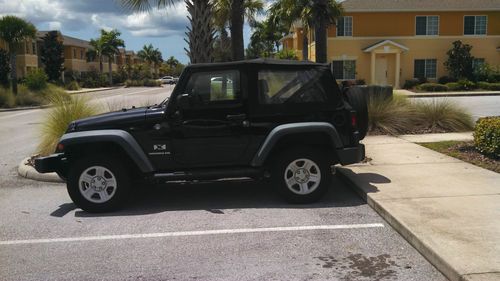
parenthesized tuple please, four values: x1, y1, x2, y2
(413, 96, 500, 121)
(0, 86, 448, 281)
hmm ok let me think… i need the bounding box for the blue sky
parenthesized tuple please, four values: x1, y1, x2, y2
(0, 0, 260, 64)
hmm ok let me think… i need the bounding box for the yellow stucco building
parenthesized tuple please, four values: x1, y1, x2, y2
(282, 0, 500, 88)
(0, 31, 142, 77)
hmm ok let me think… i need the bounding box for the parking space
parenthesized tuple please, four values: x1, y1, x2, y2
(0, 175, 447, 281)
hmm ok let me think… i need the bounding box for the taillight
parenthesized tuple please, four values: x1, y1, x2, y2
(351, 112, 357, 127)
(57, 143, 64, 152)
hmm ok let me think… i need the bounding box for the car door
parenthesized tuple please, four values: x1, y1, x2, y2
(168, 69, 252, 168)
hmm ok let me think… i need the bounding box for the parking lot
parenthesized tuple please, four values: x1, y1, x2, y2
(0, 87, 446, 281)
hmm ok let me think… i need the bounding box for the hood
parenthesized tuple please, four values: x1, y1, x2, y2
(70, 107, 148, 132)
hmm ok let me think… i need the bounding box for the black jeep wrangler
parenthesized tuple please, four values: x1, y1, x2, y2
(35, 59, 367, 213)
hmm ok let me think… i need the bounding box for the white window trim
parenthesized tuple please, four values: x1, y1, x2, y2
(463, 15, 488, 36)
(415, 15, 440, 36)
(413, 59, 437, 79)
(333, 60, 356, 80)
(337, 16, 353, 37)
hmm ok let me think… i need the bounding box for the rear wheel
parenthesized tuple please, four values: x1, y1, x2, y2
(67, 156, 131, 213)
(272, 147, 331, 203)
(345, 87, 369, 140)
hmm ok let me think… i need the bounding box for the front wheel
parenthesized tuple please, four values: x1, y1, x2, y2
(272, 147, 332, 203)
(67, 156, 131, 213)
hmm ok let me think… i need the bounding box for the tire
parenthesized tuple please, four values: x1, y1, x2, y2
(67, 155, 131, 213)
(272, 146, 332, 204)
(345, 87, 369, 140)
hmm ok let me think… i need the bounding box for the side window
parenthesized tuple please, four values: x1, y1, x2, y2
(258, 69, 327, 104)
(184, 70, 240, 106)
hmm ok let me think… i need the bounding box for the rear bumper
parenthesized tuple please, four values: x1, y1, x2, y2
(336, 144, 365, 166)
(34, 153, 65, 174)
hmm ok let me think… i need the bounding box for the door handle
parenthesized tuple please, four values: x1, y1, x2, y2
(226, 114, 246, 121)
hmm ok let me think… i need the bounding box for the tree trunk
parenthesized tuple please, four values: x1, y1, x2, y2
(314, 0, 328, 63)
(184, 0, 215, 63)
(108, 58, 112, 86)
(9, 50, 17, 95)
(302, 27, 309, 61)
(230, 0, 245, 61)
(99, 56, 103, 73)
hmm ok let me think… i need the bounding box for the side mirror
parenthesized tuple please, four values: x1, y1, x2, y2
(177, 94, 190, 109)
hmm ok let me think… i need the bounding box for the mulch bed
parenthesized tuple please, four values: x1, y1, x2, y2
(423, 141, 499, 173)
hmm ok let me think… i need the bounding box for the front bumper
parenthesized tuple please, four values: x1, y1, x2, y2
(34, 153, 65, 174)
(336, 144, 365, 166)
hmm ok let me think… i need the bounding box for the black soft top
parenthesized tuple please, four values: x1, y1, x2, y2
(185, 58, 329, 69)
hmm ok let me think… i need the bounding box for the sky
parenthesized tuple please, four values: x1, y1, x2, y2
(0, 0, 265, 64)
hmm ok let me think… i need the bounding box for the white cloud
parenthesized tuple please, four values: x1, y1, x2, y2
(48, 21, 61, 30)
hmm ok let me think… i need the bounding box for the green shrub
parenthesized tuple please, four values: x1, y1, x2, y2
(403, 79, 420, 89)
(438, 76, 457, 84)
(368, 95, 420, 135)
(457, 79, 476, 90)
(476, 81, 490, 90)
(0, 87, 15, 108)
(81, 70, 109, 88)
(37, 95, 99, 156)
(413, 99, 474, 132)
(25, 69, 48, 91)
(417, 83, 449, 92)
(125, 79, 161, 87)
(0, 49, 10, 87)
(65, 81, 81, 91)
(445, 82, 461, 91)
(474, 117, 500, 157)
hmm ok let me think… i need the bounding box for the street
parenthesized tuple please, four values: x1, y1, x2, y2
(413, 96, 500, 121)
(0, 87, 450, 281)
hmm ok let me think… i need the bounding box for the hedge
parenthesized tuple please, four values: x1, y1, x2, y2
(417, 83, 449, 92)
(474, 117, 500, 157)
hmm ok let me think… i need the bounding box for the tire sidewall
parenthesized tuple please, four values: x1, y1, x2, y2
(272, 147, 331, 203)
(67, 156, 130, 213)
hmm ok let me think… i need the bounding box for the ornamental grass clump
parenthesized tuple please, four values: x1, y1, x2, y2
(413, 99, 474, 132)
(37, 95, 98, 156)
(367, 95, 420, 135)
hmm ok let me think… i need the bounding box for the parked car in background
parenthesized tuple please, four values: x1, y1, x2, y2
(158, 76, 177, 84)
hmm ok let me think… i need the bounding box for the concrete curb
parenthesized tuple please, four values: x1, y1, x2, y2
(0, 104, 52, 113)
(337, 168, 466, 281)
(67, 86, 122, 95)
(17, 157, 64, 183)
(405, 92, 500, 98)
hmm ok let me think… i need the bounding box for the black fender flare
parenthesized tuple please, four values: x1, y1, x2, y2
(59, 130, 154, 173)
(250, 122, 343, 167)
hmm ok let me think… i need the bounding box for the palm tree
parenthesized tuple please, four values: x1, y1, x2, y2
(138, 44, 163, 77)
(87, 39, 104, 73)
(269, 0, 342, 62)
(312, 0, 342, 63)
(100, 29, 125, 85)
(213, 0, 264, 61)
(0, 16, 36, 94)
(165, 56, 180, 68)
(120, 0, 215, 63)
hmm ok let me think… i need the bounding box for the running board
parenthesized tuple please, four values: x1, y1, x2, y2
(153, 167, 263, 182)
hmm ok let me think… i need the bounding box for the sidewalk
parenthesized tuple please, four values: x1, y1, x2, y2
(338, 134, 500, 281)
(395, 89, 500, 98)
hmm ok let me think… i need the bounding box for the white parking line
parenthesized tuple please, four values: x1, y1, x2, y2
(0, 223, 384, 245)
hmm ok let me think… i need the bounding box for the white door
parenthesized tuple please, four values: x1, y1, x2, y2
(375, 56, 388, 85)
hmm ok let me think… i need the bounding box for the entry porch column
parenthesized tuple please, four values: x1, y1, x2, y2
(370, 52, 376, 85)
(395, 52, 401, 89)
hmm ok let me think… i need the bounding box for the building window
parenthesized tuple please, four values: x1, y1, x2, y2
(25, 43, 30, 54)
(80, 50, 84, 60)
(464, 16, 487, 35)
(337, 16, 353, 36)
(73, 49, 77, 59)
(416, 16, 439, 35)
(332, 60, 356, 80)
(414, 59, 437, 79)
(472, 58, 485, 70)
(32, 42, 36, 55)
